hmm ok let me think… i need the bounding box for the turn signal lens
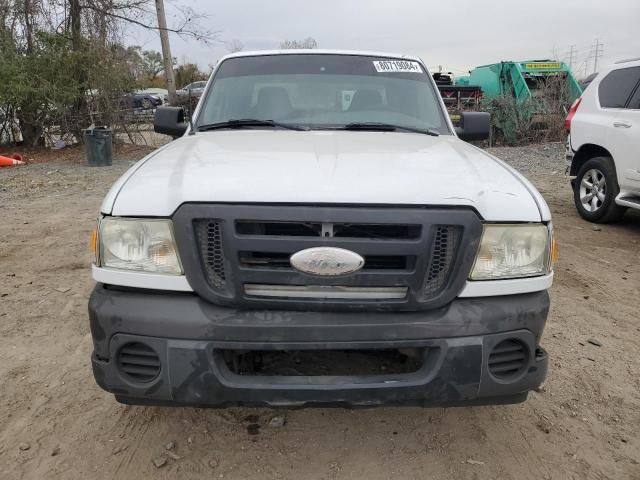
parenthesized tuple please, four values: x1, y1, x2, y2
(90, 229, 97, 254)
(90, 227, 98, 264)
(550, 237, 559, 267)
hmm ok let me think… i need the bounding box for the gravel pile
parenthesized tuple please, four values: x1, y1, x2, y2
(486, 142, 567, 176)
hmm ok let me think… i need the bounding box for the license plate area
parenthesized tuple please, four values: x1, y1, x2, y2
(220, 348, 426, 376)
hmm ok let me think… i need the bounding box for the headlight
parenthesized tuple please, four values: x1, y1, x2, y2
(98, 218, 182, 274)
(470, 224, 552, 280)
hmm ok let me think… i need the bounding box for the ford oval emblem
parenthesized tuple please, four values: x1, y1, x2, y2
(290, 247, 365, 276)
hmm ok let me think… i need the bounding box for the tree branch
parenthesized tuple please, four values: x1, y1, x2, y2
(80, 2, 220, 42)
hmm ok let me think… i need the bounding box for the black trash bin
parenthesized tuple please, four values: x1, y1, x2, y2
(84, 126, 113, 167)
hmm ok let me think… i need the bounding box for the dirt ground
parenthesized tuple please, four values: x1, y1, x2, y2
(0, 143, 639, 480)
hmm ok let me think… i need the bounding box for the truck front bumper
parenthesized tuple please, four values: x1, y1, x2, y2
(89, 285, 549, 408)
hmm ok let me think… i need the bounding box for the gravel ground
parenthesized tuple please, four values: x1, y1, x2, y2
(486, 142, 567, 175)
(0, 144, 152, 203)
(1, 141, 639, 480)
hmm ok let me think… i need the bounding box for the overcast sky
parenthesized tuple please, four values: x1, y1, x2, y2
(129, 0, 639, 79)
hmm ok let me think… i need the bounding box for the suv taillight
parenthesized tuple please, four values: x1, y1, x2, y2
(564, 98, 582, 131)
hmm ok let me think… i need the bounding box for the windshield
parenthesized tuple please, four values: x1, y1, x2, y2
(196, 54, 450, 134)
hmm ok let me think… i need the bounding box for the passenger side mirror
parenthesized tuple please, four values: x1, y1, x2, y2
(154, 106, 188, 137)
(455, 112, 491, 141)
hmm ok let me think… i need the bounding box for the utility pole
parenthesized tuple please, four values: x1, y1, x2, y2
(593, 38, 603, 74)
(584, 58, 588, 79)
(566, 45, 577, 70)
(155, 0, 177, 105)
(69, 0, 82, 50)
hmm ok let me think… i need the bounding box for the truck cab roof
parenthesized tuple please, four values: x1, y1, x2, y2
(217, 49, 423, 62)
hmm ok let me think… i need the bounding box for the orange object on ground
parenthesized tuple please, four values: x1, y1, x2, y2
(0, 154, 25, 167)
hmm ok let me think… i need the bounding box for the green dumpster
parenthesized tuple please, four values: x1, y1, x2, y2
(84, 126, 113, 167)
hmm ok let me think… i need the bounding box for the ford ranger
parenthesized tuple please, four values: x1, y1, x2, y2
(89, 51, 555, 408)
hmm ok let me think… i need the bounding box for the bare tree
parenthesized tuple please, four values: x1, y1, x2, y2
(280, 37, 318, 49)
(91, 3, 216, 41)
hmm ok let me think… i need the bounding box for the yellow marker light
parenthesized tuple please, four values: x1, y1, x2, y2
(90, 228, 99, 265)
(90, 228, 97, 254)
(550, 237, 559, 267)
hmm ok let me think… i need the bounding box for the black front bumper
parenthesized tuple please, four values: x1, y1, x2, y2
(89, 285, 549, 408)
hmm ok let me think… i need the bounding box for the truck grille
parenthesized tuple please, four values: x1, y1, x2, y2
(239, 252, 412, 271)
(424, 225, 462, 296)
(235, 221, 421, 239)
(178, 205, 482, 311)
(195, 220, 227, 289)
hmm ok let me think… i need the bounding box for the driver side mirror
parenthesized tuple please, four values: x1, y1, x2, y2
(455, 112, 490, 141)
(154, 106, 188, 137)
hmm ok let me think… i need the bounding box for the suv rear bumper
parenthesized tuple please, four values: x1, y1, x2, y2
(89, 285, 549, 408)
(565, 135, 575, 167)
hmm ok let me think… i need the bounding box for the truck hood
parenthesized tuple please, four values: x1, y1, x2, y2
(105, 131, 547, 221)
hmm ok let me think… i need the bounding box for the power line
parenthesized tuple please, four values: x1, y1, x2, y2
(574, 50, 591, 80)
(561, 42, 600, 78)
(563, 44, 577, 70)
(592, 38, 603, 73)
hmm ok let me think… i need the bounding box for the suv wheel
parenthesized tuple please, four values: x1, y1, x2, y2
(573, 156, 626, 223)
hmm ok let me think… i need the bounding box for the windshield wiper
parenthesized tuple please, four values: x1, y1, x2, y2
(197, 119, 308, 132)
(340, 122, 439, 136)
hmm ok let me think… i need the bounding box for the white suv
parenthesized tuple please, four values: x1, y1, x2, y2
(566, 58, 640, 222)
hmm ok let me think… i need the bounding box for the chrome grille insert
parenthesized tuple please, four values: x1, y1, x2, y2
(244, 284, 408, 300)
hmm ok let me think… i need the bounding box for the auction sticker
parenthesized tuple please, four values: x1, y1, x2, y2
(373, 60, 422, 73)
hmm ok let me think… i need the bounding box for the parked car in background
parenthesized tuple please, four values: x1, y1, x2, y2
(176, 81, 207, 103)
(138, 88, 169, 105)
(579, 72, 598, 91)
(121, 92, 163, 110)
(566, 58, 640, 222)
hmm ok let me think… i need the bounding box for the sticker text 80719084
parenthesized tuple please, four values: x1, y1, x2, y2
(373, 60, 422, 73)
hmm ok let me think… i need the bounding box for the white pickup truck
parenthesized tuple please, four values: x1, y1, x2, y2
(89, 50, 555, 408)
